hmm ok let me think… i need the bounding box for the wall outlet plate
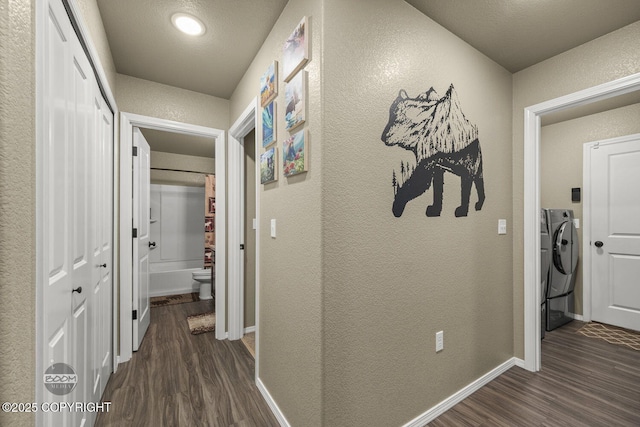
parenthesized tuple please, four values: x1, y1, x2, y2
(436, 331, 444, 352)
(498, 219, 507, 235)
(270, 219, 276, 238)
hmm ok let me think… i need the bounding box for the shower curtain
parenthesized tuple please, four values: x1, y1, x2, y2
(204, 175, 215, 268)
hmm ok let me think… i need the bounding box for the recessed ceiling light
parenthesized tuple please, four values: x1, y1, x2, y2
(171, 13, 206, 36)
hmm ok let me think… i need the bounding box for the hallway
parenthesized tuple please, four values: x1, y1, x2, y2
(96, 300, 277, 426)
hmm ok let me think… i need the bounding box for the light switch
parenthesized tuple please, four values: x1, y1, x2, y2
(252, 218, 257, 230)
(498, 219, 507, 235)
(573, 218, 580, 229)
(270, 219, 276, 238)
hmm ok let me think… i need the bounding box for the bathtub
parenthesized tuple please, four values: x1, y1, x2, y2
(149, 260, 203, 297)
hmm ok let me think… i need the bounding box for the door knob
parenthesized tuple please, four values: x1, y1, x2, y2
(72, 286, 83, 294)
(99, 263, 107, 268)
(594, 241, 604, 248)
(149, 241, 156, 248)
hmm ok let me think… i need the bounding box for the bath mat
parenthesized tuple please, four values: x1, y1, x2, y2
(241, 332, 255, 358)
(186, 312, 215, 335)
(150, 292, 199, 308)
(577, 322, 640, 351)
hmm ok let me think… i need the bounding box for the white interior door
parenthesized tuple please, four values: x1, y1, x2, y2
(590, 135, 640, 331)
(133, 128, 151, 350)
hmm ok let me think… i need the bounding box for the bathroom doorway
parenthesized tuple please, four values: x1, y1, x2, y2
(119, 112, 226, 362)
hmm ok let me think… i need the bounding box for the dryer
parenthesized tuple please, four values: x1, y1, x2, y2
(540, 209, 552, 338)
(545, 209, 578, 331)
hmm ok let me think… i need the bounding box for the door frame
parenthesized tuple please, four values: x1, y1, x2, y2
(523, 72, 640, 372)
(227, 98, 259, 342)
(119, 112, 226, 362)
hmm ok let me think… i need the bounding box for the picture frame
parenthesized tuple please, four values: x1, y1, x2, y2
(283, 129, 308, 177)
(204, 216, 214, 232)
(282, 16, 309, 82)
(208, 197, 215, 214)
(285, 71, 305, 131)
(260, 147, 278, 184)
(260, 61, 278, 107)
(262, 101, 276, 147)
(204, 247, 213, 264)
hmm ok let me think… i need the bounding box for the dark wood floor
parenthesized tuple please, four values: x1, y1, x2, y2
(429, 321, 640, 426)
(95, 300, 279, 427)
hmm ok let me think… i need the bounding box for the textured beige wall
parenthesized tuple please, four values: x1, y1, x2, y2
(150, 151, 214, 187)
(540, 103, 640, 316)
(322, 1, 513, 425)
(244, 130, 256, 328)
(229, 0, 323, 424)
(116, 73, 230, 130)
(0, 0, 36, 425)
(512, 21, 640, 358)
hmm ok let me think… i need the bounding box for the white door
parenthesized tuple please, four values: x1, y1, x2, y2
(90, 92, 114, 407)
(590, 135, 640, 331)
(42, 0, 112, 425)
(133, 128, 151, 350)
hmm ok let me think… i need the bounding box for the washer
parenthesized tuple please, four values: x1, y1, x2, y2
(545, 209, 578, 331)
(540, 209, 552, 338)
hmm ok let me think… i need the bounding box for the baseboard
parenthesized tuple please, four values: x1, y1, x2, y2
(569, 313, 584, 321)
(514, 357, 526, 368)
(256, 377, 291, 427)
(402, 357, 517, 427)
(244, 326, 256, 334)
(149, 287, 197, 298)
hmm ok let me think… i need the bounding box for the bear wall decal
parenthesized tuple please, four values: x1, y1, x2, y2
(381, 84, 485, 217)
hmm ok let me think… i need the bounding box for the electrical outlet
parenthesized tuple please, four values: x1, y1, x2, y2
(270, 219, 276, 238)
(436, 331, 444, 352)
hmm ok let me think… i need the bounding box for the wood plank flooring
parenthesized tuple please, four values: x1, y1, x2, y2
(95, 299, 279, 427)
(429, 321, 640, 426)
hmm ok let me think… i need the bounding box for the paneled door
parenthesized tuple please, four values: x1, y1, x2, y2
(133, 128, 151, 350)
(40, 0, 114, 425)
(590, 134, 640, 331)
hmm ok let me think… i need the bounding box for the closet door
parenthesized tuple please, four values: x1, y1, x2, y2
(41, 0, 113, 425)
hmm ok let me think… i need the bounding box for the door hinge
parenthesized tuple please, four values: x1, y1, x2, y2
(133, 146, 138, 156)
(132, 310, 138, 320)
(240, 244, 245, 250)
(133, 228, 138, 238)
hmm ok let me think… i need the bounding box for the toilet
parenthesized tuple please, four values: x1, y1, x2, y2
(192, 268, 213, 300)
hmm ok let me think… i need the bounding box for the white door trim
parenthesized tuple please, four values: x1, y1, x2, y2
(523, 72, 640, 372)
(228, 99, 258, 342)
(119, 112, 226, 362)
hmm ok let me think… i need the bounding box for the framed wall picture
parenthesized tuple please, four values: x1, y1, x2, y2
(205, 216, 214, 232)
(283, 129, 308, 177)
(282, 16, 309, 82)
(260, 147, 278, 184)
(260, 61, 278, 107)
(208, 197, 215, 214)
(262, 101, 276, 147)
(285, 71, 305, 131)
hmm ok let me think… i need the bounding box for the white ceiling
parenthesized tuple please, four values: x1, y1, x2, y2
(96, 1, 640, 157)
(406, 0, 640, 73)
(96, 0, 289, 99)
(140, 128, 215, 158)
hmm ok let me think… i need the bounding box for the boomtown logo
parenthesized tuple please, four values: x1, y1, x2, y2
(44, 363, 77, 396)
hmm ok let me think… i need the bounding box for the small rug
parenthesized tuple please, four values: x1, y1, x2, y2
(241, 332, 255, 358)
(150, 292, 199, 308)
(186, 312, 215, 335)
(577, 322, 640, 351)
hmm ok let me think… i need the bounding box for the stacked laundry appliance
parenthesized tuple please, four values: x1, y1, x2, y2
(540, 209, 579, 336)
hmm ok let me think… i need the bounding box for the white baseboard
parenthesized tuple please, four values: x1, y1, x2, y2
(514, 357, 526, 368)
(570, 313, 584, 321)
(256, 377, 291, 427)
(244, 326, 256, 334)
(402, 358, 517, 427)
